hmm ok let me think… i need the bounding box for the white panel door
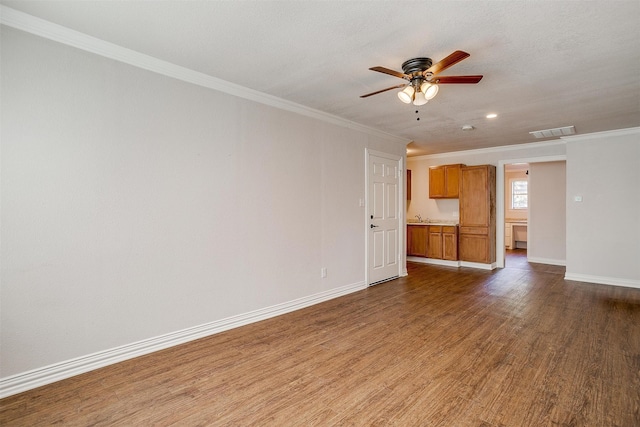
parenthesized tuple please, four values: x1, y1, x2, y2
(368, 152, 400, 285)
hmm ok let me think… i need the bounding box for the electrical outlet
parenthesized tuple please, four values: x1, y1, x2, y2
(452, 211, 459, 219)
(321, 267, 327, 278)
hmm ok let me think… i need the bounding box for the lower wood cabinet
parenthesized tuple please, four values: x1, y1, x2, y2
(407, 225, 458, 260)
(427, 226, 443, 259)
(442, 226, 458, 261)
(459, 232, 490, 263)
(407, 225, 428, 257)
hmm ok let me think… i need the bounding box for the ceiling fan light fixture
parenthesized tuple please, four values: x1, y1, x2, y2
(398, 86, 415, 104)
(413, 91, 428, 106)
(421, 82, 439, 100)
(362, 51, 482, 106)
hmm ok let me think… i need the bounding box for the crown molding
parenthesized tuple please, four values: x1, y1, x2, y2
(408, 139, 566, 161)
(560, 127, 640, 142)
(0, 6, 408, 146)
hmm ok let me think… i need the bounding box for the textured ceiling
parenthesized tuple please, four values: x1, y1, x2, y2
(2, 1, 639, 156)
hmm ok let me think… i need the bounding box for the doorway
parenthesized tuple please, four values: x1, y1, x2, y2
(504, 163, 529, 255)
(497, 155, 567, 269)
(366, 149, 403, 285)
(505, 248, 529, 269)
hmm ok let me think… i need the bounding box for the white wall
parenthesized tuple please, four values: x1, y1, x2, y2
(529, 161, 566, 264)
(565, 129, 640, 286)
(0, 27, 405, 383)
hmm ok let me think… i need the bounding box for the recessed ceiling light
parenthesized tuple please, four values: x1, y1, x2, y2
(486, 113, 497, 119)
(461, 125, 474, 131)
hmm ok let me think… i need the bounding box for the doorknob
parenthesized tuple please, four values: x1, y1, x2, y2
(370, 224, 379, 228)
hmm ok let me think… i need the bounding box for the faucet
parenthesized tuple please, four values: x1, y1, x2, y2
(415, 214, 422, 222)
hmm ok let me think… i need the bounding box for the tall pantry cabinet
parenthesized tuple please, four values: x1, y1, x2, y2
(459, 165, 496, 264)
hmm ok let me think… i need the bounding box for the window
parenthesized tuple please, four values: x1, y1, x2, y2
(511, 179, 528, 209)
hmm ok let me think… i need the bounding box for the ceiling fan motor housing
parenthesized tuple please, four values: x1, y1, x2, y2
(401, 58, 433, 75)
(402, 57, 434, 89)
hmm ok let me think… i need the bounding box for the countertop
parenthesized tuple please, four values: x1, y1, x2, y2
(407, 221, 459, 226)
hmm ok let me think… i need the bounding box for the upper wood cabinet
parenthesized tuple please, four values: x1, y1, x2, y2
(459, 165, 495, 227)
(429, 164, 464, 198)
(459, 165, 496, 264)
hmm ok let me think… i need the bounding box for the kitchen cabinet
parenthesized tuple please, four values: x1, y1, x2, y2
(442, 226, 458, 260)
(429, 164, 464, 199)
(459, 165, 496, 264)
(407, 225, 428, 257)
(427, 226, 443, 259)
(428, 225, 458, 260)
(408, 224, 458, 260)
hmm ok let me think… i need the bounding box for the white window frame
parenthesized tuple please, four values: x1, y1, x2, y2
(510, 179, 528, 210)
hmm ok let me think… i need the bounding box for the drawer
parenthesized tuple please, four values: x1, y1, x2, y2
(442, 226, 457, 233)
(429, 225, 442, 232)
(459, 226, 488, 235)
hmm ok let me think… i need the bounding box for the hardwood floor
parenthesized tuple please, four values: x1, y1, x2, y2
(2, 254, 639, 426)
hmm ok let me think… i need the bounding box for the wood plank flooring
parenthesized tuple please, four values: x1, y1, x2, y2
(2, 250, 639, 426)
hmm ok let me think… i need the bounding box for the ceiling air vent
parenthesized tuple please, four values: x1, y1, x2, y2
(529, 125, 575, 138)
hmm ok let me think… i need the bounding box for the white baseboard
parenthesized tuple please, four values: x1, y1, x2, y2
(0, 281, 366, 399)
(407, 257, 497, 270)
(564, 273, 640, 289)
(460, 261, 498, 270)
(407, 256, 461, 268)
(527, 256, 566, 266)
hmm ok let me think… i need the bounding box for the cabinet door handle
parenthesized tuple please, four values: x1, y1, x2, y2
(370, 224, 379, 228)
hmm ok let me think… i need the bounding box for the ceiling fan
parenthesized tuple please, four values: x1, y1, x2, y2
(361, 50, 482, 106)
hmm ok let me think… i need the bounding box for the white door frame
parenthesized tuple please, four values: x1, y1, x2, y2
(365, 148, 405, 285)
(497, 155, 567, 268)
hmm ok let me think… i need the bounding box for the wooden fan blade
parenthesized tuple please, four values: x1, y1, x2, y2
(369, 66, 408, 80)
(360, 84, 407, 98)
(433, 75, 483, 84)
(425, 50, 470, 76)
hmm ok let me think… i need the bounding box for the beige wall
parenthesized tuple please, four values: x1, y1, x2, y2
(529, 162, 566, 264)
(565, 130, 640, 286)
(0, 27, 405, 380)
